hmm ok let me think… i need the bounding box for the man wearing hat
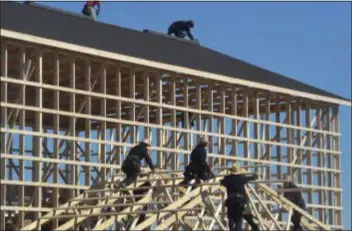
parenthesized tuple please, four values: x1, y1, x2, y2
(221, 164, 259, 231)
(120, 138, 155, 188)
(180, 136, 214, 186)
(282, 174, 306, 231)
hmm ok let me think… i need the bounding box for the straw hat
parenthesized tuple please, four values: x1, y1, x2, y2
(199, 136, 208, 145)
(229, 163, 241, 174)
(140, 137, 151, 146)
(284, 174, 292, 182)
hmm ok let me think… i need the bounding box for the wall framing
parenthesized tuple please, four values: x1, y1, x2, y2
(0, 32, 346, 230)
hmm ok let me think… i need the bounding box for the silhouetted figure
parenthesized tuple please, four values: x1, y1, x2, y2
(168, 20, 194, 40)
(283, 175, 306, 231)
(180, 136, 214, 186)
(221, 165, 258, 231)
(120, 138, 155, 188)
(82, 1, 100, 20)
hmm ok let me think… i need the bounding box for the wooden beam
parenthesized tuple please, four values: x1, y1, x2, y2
(52, 52, 60, 228)
(33, 48, 43, 220)
(0, 40, 8, 231)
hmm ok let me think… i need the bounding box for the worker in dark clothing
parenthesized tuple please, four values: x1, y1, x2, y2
(180, 136, 214, 186)
(120, 138, 155, 188)
(82, 1, 100, 20)
(221, 164, 259, 231)
(283, 175, 306, 231)
(168, 20, 195, 40)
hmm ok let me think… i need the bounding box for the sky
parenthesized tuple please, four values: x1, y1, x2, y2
(20, 1, 352, 229)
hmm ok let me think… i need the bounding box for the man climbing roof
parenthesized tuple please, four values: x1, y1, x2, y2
(167, 20, 195, 40)
(180, 136, 215, 186)
(119, 138, 155, 189)
(82, 1, 100, 20)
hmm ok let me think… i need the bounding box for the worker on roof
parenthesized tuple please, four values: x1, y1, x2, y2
(82, 1, 100, 20)
(119, 138, 155, 188)
(180, 136, 215, 186)
(167, 20, 195, 40)
(283, 175, 306, 231)
(221, 164, 259, 231)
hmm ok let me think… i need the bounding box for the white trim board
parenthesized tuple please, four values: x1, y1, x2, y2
(1, 29, 351, 107)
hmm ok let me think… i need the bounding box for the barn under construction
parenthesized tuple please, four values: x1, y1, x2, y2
(1, 2, 351, 231)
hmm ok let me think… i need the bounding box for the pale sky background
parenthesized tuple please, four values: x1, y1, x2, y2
(16, 1, 352, 229)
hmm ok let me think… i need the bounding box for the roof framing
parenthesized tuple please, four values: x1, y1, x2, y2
(2, 28, 350, 107)
(0, 2, 350, 107)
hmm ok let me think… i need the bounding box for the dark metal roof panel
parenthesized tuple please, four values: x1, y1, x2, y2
(1, 1, 350, 102)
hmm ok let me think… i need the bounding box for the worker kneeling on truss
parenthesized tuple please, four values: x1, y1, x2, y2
(221, 164, 259, 231)
(180, 136, 215, 186)
(119, 138, 155, 189)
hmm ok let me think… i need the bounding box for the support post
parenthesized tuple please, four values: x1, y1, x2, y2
(144, 71, 150, 145)
(326, 107, 333, 225)
(219, 86, 226, 167)
(130, 67, 136, 144)
(156, 73, 163, 167)
(17, 46, 26, 227)
(196, 82, 201, 143)
(100, 64, 107, 182)
(287, 102, 292, 176)
(208, 84, 214, 168)
(333, 106, 342, 226)
(85, 60, 91, 186)
(53, 53, 60, 228)
(69, 57, 76, 198)
(317, 107, 323, 221)
(0, 40, 8, 231)
(254, 92, 260, 161)
(34, 48, 43, 220)
(170, 75, 177, 170)
(306, 103, 313, 215)
(296, 101, 302, 184)
(115, 66, 122, 167)
(244, 94, 249, 161)
(183, 78, 189, 166)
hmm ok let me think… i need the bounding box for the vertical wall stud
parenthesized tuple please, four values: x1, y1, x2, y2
(0, 41, 8, 231)
(196, 82, 201, 143)
(100, 64, 107, 182)
(53, 52, 60, 228)
(219, 85, 226, 167)
(17, 46, 26, 227)
(115, 66, 122, 167)
(34, 48, 43, 220)
(170, 75, 177, 170)
(306, 103, 313, 214)
(85, 60, 91, 186)
(208, 84, 214, 168)
(69, 56, 76, 198)
(156, 73, 163, 167)
(183, 78, 189, 166)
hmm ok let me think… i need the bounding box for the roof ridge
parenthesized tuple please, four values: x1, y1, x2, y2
(24, 2, 201, 47)
(2, 1, 350, 104)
